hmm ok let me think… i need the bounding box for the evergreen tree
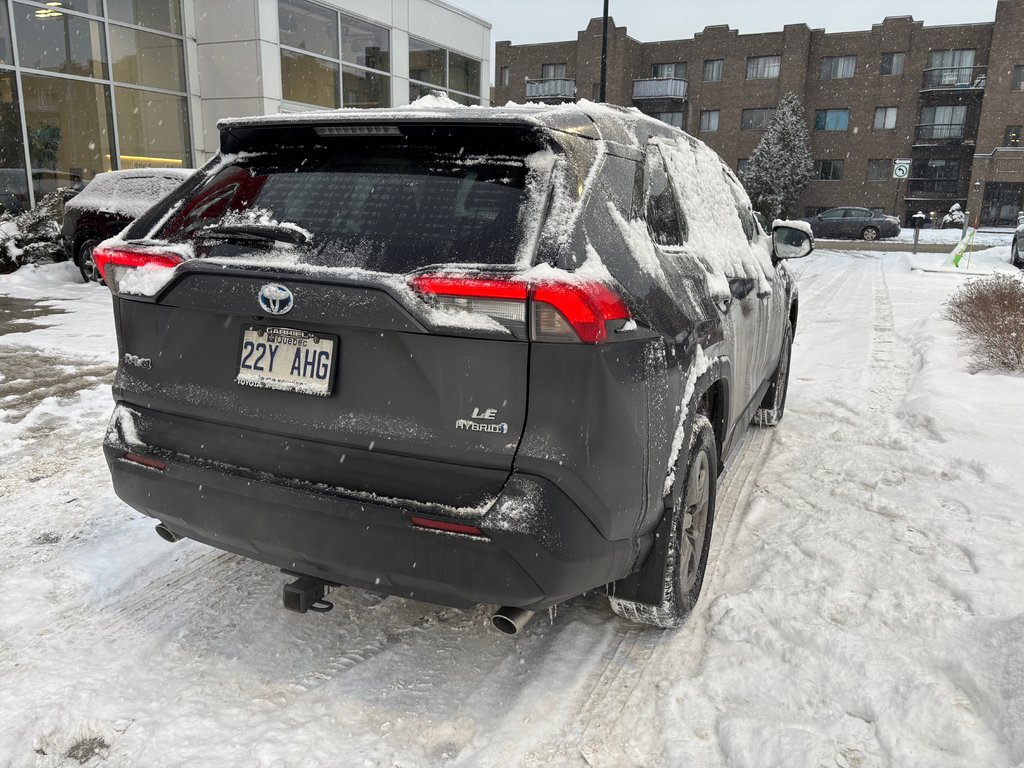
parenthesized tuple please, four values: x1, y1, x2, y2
(741, 92, 813, 221)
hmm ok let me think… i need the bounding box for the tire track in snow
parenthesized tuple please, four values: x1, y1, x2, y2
(564, 427, 775, 765)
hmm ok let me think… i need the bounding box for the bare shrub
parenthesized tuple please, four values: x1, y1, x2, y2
(944, 272, 1024, 373)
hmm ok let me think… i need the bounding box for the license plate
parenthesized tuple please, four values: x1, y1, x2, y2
(236, 326, 336, 396)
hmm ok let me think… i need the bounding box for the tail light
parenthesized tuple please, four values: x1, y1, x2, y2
(410, 274, 630, 344)
(93, 245, 184, 297)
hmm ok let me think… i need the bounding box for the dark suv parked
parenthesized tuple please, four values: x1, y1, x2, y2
(98, 102, 811, 631)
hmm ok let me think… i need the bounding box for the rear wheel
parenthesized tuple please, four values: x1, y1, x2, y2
(609, 415, 717, 628)
(77, 238, 102, 283)
(754, 325, 792, 427)
(862, 226, 879, 241)
(1013, 240, 1021, 269)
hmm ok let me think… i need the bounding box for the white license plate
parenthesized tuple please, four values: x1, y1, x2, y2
(236, 326, 336, 396)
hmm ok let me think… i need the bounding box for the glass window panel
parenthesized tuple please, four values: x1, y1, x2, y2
(22, 0, 102, 14)
(341, 64, 388, 108)
(0, 71, 30, 214)
(499, 66, 510, 87)
(447, 91, 478, 106)
(21, 73, 113, 200)
(409, 81, 432, 102)
(737, 158, 750, 177)
(746, 55, 780, 79)
(340, 13, 389, 73)
(278, 0, 338, 58)
(698, 110, 718, 132)
(814, 109, 850, 131)
(281, 49, 339, 108)
(880, 52, 905, 76)
(741, 108, 773, 130)
(873, 106, 897, 129)
(15, 4, 107, 79)
(448, 52, 479, 95)
(703, 59, 722, 82)
(409, 37, 445, 86)
(110, 25, 184, 92)
(1, 3, 12, 66)
(1004, 125, 1023, 147)
(1013, 66, 1024, 91)
(114, 86, 189, 168)
(820, 56, 856, 79)
(107, 0, 182, 35)
(658, 112, 683, 128)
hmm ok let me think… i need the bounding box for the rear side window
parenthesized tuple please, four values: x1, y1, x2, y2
(157, 136, 542, 274)
(645, 144, 686, 246)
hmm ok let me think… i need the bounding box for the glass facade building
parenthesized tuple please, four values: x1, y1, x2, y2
(1, 0, 491, 211)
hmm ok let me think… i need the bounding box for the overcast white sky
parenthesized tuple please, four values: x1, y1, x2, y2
(454, 0, 1000, 74)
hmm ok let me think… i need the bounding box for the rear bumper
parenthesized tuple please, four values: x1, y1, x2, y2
(104, 407, 637, 611)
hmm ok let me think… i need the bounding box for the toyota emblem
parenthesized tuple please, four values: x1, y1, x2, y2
(258, 283, 294, 315)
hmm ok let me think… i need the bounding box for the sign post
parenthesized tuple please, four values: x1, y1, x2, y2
(892, 159, 911, 222)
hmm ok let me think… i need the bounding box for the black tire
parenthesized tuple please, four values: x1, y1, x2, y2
(754, 324, 793, 427)
(1013, 240, 1021, 269)
(609, 415, 717, 628)
(77, 238, 102, 283)
(862, 226, 879, 242)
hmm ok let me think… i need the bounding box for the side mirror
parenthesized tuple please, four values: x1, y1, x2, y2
(772, 224, 814, 260)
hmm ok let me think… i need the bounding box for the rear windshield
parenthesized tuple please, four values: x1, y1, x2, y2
(156, 138, 546, 273)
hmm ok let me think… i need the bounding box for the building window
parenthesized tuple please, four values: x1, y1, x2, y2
(652, 62, 686, 79)
(0, 71, 29, 212)
(737, 158, 750, 177)
(1004, 125, 1023, 147)
(814, 160, 844, 180)
(279, 2, 392, 109)
(541, 63, 567, 79)
(657, 112, 683, 129)
(0, 3, 11, 66)
(110, 25, 186, 92)
(815, 109, 850, 131)
(820, 56, 856, 79)
(746, 55, 780, 80)
(927, 49, 976, 86)
(500, 65, 510, 87)
(918, 105, 967, 140)
(14, 6, 108, 80)
(409, 38, 480, 104)
(108, 0, 183, 35)
(741, 108, 774, 130)
(703, 59, 723, 82)
(873, 106, 897, 130)
(910, 158, 960, 194)
(880, 52, 905, 76)
(698, 109, 719, 132)
(1013, 66, 1024, 91)
(866, 159, 890, 181)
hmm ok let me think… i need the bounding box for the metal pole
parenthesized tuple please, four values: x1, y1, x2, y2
(599, 0, 609, 102)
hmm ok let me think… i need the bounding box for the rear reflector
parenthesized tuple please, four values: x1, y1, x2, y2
(411, 516, 484, 537)
(410, 273, 630, 344)
(93, 245, 184, 297)
(123, 453, 167, 471)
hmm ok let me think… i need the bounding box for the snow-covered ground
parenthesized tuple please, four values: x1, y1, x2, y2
(0, 248, 1022, 767)
(892, 227, 1014, 246)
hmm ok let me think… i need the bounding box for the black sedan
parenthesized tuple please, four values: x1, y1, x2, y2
(803, 207, 901, 241)
(63, 168, 193, 282)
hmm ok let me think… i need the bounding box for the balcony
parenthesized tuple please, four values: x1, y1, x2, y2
(921, 66, 987, 91)
(525, 78, 576, 101)
(631, 77, 689, 101)
(915, 123, 967, 143)
(906, 177, 964, 196)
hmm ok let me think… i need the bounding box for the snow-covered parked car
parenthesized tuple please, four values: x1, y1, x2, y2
(802, 206, 900, 241)
(96, 98, 812, 632)
(63, 168, 194, 282)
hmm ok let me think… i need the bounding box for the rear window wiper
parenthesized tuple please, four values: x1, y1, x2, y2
(198, 223, 311, 246)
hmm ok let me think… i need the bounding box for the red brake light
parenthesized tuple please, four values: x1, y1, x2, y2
(409, 273, 630, 344)
(123, 453, 166, 471)
(531, 281, 630, 344)
(93, 245, 184, 296)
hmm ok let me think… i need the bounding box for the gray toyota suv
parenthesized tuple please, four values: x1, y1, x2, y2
(97, 100, 811, 632)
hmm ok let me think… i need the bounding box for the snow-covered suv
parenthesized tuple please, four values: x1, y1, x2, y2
(97, 98, 811, 631)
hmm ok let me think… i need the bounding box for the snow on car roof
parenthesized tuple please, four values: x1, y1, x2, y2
(217, 93, 672, 151)
(66, 168, 195, 218)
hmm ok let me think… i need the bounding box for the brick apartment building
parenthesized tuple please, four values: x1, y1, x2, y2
(494, 0, 1024, 226)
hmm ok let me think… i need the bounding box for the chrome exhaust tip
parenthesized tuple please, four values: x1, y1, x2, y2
(491, 606, 535, 635)
(155, 522, 183, 543)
